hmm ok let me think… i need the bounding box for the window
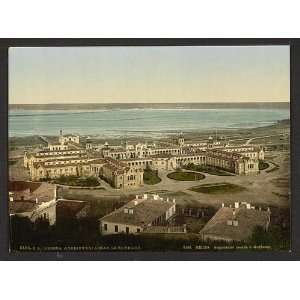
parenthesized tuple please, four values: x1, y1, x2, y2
(137, 228, 140, 233)
(114, 225, 118, 232)
(104, 224, 107, 231)
(126, 227, 129, 234)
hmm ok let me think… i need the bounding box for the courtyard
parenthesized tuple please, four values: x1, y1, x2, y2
(56, 150, 290, 209)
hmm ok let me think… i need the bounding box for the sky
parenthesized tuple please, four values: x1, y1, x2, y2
(9, 46, 290, 104)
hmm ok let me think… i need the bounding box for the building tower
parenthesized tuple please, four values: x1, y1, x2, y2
(178, 132, 185, 147)
(59, 129, 64, 145)
(86, 138, 92, 150)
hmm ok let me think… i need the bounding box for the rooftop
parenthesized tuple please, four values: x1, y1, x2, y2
(102, 157, 130, 174)
(206, 149, 246, 161)
(34, 149, 86, 155)
(9, 181, 56, 203)
(61, 134, 79, 137)
(56, 199, 88, 219)
(100, 196, 175, 226)
(9, 201, 37, 214)
(223, 145, 261, 151)
(200, 204, 270, 242)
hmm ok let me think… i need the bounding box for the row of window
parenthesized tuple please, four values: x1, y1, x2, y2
(103, 224, 141, 233)
(153, 149, 180, 154)
(176, 156, 205, 162)
(128, 161, 152, 166)
(50, 146, 68, 151)
(44, 160, 85, 166)
(39, 166, 90, 175)
(36, 150, 84, 156)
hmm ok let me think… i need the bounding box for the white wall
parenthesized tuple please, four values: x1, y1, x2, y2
(100, 221, 143, 235)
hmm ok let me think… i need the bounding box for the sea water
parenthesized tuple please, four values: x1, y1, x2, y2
(9, 108, 290, 138)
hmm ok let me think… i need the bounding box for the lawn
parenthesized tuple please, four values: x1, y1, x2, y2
(167, 171, 205, 181)
(189, 182, 246, 194)
(143, 168, 161, 185)
(265, 161, 280, 173)
(259, 160, 269, 170)
(184, 163, 233, 176)
(266, 166, 279, 173)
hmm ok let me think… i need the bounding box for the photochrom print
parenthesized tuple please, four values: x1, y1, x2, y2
(8, 46, 290, 252)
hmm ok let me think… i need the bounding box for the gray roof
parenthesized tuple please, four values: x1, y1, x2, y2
(9, 201, 37, 214)
(200, 206, 270, 242)
(100, 199, 174, 226)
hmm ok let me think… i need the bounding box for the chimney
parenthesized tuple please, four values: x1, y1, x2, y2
(233, 220, 238, 227)
(54, 185, 57, 200)
(173, 198, 176, 204)
(35, 197, 38, 204)
(9, 192, 14, 202)
(221, 203, 225, 208)
(135, 195, 139, 199)
(134, 200, 138, 206)
(166, 197, 169, 202)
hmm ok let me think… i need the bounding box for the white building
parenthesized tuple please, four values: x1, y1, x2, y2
(9, 181, 89, 225)
(199, 202, 271, 242)
(99, 194, 176, 234)
(58, 130, 80, 144)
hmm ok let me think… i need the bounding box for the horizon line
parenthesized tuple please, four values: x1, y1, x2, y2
(10, 101, 290, 105)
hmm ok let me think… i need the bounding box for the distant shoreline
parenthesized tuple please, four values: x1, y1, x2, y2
(8, 119, 290, 140)
(10, 102, 290, 110)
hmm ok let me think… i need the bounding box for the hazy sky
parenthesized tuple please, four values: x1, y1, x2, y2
(9, 46, 290, 104)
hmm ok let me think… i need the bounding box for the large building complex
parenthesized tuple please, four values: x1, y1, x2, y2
(24, 131, 264, 189)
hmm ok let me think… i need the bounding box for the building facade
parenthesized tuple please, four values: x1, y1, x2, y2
(99, 194, 176, 235)
(199, 202, 271, 242)
(24, 133, 264, 191)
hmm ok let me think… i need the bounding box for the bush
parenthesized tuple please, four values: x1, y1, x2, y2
(259, 160, 269, 170)
(54, 175, 100, 187)
(143, 168, 161, 185)
(167, 171, 205, 181)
